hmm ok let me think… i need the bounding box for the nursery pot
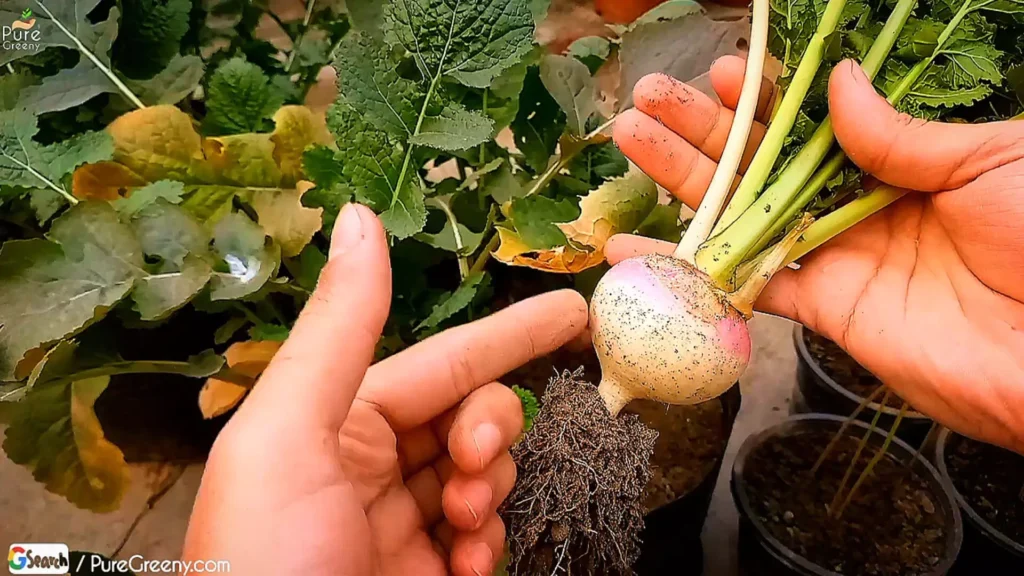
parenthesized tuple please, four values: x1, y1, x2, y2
(934, 428, 1024, 574)
(792, 326, 933, 444)
(635, 382, 742, 576)
(732, 414, 963, 576)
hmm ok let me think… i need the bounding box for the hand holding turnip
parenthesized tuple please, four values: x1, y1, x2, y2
(611, 56, 1024, 454)
(183, 205, 590, 576)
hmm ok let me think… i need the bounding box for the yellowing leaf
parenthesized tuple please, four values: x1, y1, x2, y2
(202, 134, 282, 187)
(251, 181, 324, 257)
(198, 379, 248, 420)
(105, 105, 212, 183)
(72, 161, 147, 200)
(271, 106, 333, 185)
(199, 340, 281, 419)
(493, 227, 605, 273)
(494, 173, 658, 274)
(558, 172, 658, 249)
(3, 375, 131, 513)
(72, 105, 336, 228)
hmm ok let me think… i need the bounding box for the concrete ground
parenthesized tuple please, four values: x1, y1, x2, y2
(0, 314, 799, 576)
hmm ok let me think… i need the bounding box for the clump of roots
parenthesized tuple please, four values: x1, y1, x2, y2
(502, 369, 658, 575)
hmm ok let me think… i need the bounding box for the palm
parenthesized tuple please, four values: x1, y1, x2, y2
(609, 57, 1024, 451)
(331, 402, 450, 576)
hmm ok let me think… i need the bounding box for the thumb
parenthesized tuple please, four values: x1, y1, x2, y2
(246, 203, 392, 429)
(829, 59, 1024, 192)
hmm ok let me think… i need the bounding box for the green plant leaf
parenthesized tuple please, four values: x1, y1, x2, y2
(113, 0, 192, 78)
(567, 141, 629, 187)
(209, 213, 280, 301)
(0, 72, 40, 111)
(569, 36, 612, 74)
(416, 272, 487, 331)
(385, 0, 536, 88)
(333, 33, 422, 138)
(409, 105, 493, 151)
(0, 112, 113, 200)
(3, 374, 131, 512)
(512, 385, 539, 432)
(619, 1, 748, 109)
(15, 5, 125, 115)
(203, 57, 284, 136)
(113, 180, 185, 217)
(248, 323, 291, 342)
(126, 55, 205, 106)
(636, 201, 685, 243)
(0, 203, 143, 380)
(130, 200, 213, 321)
(511, 66, 566, 173)
(415, 220, 484, 255)
(539, 55, 597, 136)
(509, 195, 581, 250)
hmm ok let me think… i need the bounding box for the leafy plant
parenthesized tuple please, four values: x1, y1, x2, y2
(0, 0, 737, 513)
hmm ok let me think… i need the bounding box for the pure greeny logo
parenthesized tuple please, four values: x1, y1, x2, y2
(3, 7, 42, 51)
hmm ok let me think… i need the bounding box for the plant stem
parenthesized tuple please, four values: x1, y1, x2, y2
(46, 360, 226, 389)
(728, 214, 811, 318)
(835, 402, 908, 518)
(430, 198, 470, 279)
(233, 302, 266, 327)
(674, 0, 769, 262)
(285, 0, 317, 73)
(713, 0, 851, 234)
(698, 0, 918, 287)
(829, 388, 891, 516)
(522, 117, 618, 200)
(0, 150, 78, 205)
(35, 0, 145, 110)
(393, 73, 441, 209)
(470, 232, 501, 276)
(811, 385, 887, 476)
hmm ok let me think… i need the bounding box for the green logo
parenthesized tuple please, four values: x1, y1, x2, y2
(21, 8, 32, 21)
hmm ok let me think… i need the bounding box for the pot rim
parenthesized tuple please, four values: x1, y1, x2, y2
(934, 427, 1024, 557)
(732, 413, 963, 576)
(793, 325, 929, 419)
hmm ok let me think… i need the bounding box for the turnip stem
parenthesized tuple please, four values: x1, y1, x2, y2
(810, 384, 887, 476)
(698, 0, 918, 287)
(728, 214, 812, 318)
(673, 0, 769, 263)
(712, 0, 852, 234)
(783, 185, 906, 265)
(828, 389, 891, 516)
(835, 402, 908, 518)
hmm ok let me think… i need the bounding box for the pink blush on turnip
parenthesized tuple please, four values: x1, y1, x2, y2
(590, 254, 751, 415)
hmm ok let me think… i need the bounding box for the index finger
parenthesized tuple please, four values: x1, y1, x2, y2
(358, 289, 588, 431)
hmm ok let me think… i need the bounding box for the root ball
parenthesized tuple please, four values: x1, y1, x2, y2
(502, 369, 658, 575)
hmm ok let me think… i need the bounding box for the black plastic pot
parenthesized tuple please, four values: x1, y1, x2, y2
(792, 326, 933, 445)
(732, 414, 963, 576)
(934, 428, 1024, 575)
(635, 382, 742, 576)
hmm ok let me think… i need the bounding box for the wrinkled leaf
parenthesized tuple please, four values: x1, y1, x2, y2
(250, 181, 324, 257)
(209, 213, 280, 301)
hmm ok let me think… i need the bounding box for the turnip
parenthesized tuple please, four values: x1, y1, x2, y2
(505, 0, 1018, 570)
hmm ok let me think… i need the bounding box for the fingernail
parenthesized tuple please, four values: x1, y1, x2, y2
(330, 204, 364, 259)
(469, 543, 493, 576)
(472, 423, 502, 469)
(463, 480, 493, 527)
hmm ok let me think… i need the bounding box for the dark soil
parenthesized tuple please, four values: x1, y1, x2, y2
(945, 433, 1024, 544)
(503, 347, 728, 514)
(744, 426, 947, 575)
(503, 371, 658, 575)
(804, 330, 906, 410)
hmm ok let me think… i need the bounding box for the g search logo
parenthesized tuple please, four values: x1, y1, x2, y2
(8, 544, 68, 574)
